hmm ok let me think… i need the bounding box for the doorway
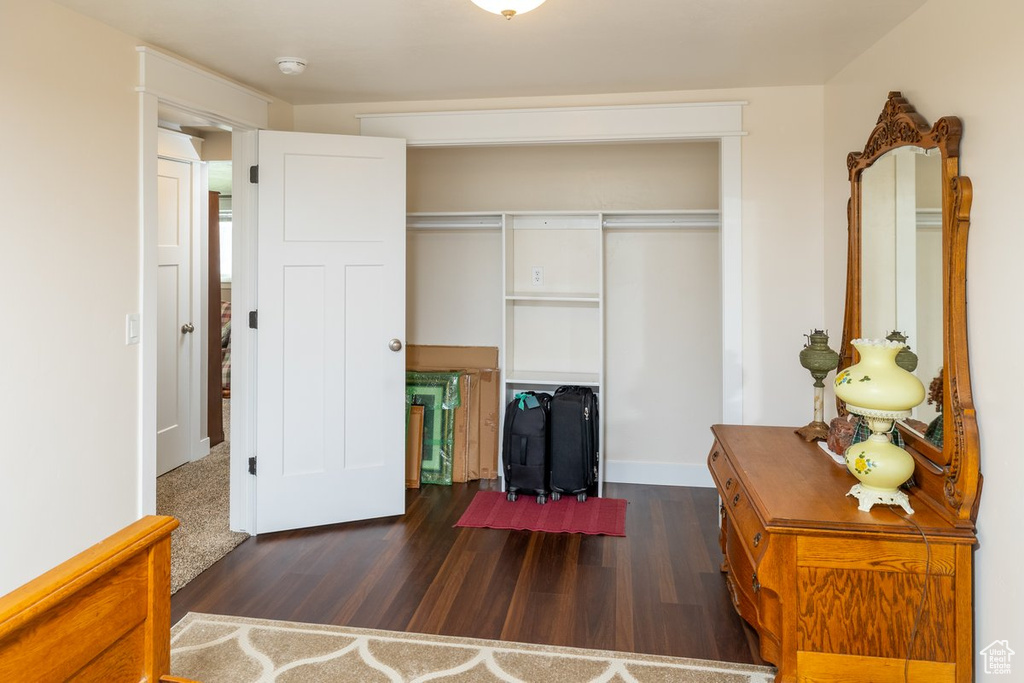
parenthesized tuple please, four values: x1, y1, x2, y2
(136, 46, 268, 532)
(153, 132, 245, 590)
(209, 158, 233, 436)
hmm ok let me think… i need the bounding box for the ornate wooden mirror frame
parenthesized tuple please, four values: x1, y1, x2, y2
(840, 91, 980, 528)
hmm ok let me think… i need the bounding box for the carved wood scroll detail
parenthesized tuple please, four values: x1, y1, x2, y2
(942, 175, 977, 515)
(847, 92, 961, 179)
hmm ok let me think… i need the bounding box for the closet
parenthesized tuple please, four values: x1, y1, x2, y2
(405, 142, 723, 491)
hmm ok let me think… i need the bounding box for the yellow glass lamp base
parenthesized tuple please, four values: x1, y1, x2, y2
(843, 432, 916, 514)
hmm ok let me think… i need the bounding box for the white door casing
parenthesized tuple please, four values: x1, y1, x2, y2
(254, 130, 406, 534)
(156, 156, 193, 476)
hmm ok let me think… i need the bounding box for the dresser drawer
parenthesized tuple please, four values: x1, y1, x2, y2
(726, 481, 769, 563)
(708, 441, 769, 563)
(722, 516, 760, 627)
(708, 442, 743, 506)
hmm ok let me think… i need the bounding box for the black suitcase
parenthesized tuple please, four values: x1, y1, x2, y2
(502, 391, 551, 504)
(548, 386, 599, 502)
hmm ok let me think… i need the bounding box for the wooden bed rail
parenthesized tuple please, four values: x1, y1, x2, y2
(0, 515, 196, 682)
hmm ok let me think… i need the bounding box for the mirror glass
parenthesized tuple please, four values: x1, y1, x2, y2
(859, 146, 943, 444)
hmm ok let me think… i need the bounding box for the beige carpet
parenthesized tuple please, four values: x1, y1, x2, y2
(158, 400, 249, 593)
(171, 613, 776, 682)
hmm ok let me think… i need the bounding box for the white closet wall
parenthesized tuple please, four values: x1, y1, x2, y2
(408, 142, 719, 212)
(406, 228, 503, 346)
(604, 228, 721, 468)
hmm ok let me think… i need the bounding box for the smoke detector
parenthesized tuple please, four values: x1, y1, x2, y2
(276, 57, 307, 76)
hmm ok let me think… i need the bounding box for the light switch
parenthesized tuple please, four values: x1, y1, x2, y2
(126, 313, 140, 345)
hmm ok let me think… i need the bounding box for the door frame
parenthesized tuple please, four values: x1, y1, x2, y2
(137, 47, 270, 533)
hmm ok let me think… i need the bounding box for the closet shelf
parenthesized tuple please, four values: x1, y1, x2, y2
(505, 371, 601, 387)
(505, 292, 600, 303)
(602, 210, 719, 230)
(406, 214, 502, 230)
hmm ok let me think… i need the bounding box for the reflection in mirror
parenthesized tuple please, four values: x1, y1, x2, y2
(859, 147, 942, 443)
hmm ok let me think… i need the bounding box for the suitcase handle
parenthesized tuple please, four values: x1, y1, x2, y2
(517, 435, 529, 466)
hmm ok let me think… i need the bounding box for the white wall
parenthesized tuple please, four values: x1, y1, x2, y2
(0, 0, 143, 592)
(295, 84, 827, 437)
(824, 0, 1024, 672)
(0, 0, 291, 596)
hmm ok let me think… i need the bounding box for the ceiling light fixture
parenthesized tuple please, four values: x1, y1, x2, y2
(471, 0, 547, 20)
(276, 57, 307, 75)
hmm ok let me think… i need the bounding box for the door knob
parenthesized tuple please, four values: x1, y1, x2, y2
(181, 323, 195, 334)
(388, 338, 403, 352)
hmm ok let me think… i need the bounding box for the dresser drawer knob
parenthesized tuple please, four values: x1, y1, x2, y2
(753, 532, 762, 548)
(732, 493, 741, 506)
(725, 477, 733, 490)
(752, 572, 760, 594)
(712, 450, 720, 462)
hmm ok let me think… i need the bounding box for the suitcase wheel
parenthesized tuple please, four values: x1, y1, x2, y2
(537, 494, 547, 505)
(577, 492, 588, 503)
(551, 492, 561, 502)
(507, 491, 518, 502)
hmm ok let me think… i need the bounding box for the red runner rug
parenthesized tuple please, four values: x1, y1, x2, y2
(454, 490, 627, 536)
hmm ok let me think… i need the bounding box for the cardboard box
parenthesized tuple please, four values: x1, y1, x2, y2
(451, 373, 470, 483)
(406, 404, 424, 488)
(407, 345, 499, 480)
(477, 368, 499, 480)
(407, 345, 498, 371)
(462, 371, 481, 480)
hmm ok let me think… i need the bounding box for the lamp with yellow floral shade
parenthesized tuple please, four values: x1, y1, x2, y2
(834, 338, 925, 513)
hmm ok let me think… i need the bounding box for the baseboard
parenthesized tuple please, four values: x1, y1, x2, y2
(194, 437, 211, 462)
(604, 460, 714, 488)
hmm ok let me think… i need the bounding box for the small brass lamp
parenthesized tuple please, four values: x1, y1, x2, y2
(796, 330, 841, 442)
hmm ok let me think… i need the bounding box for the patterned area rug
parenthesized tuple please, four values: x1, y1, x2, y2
(455, 491, 627, 536)
(171, 613, 776, 682)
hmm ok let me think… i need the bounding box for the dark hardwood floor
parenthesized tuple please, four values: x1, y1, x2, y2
(171, 480, 765, 665)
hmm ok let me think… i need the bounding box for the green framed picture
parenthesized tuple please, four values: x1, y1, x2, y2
(405, 372, 461, 486)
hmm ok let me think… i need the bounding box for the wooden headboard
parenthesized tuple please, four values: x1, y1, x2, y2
(0, 515, 196, 682)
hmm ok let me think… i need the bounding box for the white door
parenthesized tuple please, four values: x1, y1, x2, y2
(255, 130, 406, 534)
(156, 157, 193, 475)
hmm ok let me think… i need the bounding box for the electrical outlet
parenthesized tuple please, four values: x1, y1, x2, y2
(531, 266, 544, 286)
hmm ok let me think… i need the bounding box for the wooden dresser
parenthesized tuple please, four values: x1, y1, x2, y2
(708, 424, 977, 683)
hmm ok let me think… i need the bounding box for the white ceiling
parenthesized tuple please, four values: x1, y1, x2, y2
(55, 0, 927, 106)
